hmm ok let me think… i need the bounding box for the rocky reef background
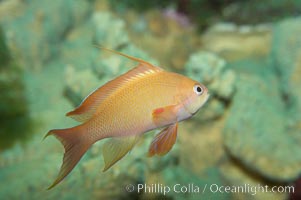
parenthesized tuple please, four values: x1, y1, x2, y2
(0, 0, 300, 199)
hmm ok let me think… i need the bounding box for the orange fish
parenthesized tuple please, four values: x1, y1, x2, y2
(45, 47, 210, 189)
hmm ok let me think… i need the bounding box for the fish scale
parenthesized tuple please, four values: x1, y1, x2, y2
(90, 73, 177, 134)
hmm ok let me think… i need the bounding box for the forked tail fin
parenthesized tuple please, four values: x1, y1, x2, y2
(45, 126, 91, 189)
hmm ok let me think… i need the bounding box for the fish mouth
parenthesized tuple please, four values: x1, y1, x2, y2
(182, 91, 210, 116)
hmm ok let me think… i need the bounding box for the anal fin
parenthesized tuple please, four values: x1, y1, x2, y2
(102, 135, 139, 172)
(148, 123, 178, 157)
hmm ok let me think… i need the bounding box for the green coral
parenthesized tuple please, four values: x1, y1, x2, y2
(223, 73, 301, 181)
(92, 12, 129, 48)
(1, 0, 92, 70)
(270, 17, 301, 120)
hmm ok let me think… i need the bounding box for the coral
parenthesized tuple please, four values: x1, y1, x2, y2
(201, 23, 272, 61)
(223, 73, 301, 181)
(222, 0, 301, 24)
(270, 17, 301, 122)
(0, 0, 92, 70)
(92, 12, 129, 48)
(185, 51, 235, 100)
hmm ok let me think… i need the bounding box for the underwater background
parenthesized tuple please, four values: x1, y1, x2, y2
(0, 0, 301, 199)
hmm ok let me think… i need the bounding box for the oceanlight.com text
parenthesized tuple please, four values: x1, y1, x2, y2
(125, 183, 294, 196)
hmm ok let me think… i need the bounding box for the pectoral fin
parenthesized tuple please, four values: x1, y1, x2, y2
(148, 123, 178, 157)
(102, 135, 139, 172)
(152, 105, 179, 126)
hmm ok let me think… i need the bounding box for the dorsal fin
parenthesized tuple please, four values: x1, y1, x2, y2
(95, 45, 154, 66)
(66, 49, 163, 122)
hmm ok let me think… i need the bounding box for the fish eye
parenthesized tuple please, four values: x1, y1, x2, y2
(193, 84, 203, 96)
